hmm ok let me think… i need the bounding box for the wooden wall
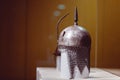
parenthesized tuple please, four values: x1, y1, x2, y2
(97, 0, 120, 68)
(0, 0, 120, 80)
(0, 0, 26, 80)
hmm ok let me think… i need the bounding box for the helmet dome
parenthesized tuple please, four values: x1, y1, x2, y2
(58, 25, 91, 47)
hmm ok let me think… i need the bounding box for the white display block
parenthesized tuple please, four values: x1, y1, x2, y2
(37, 67, 120, 80)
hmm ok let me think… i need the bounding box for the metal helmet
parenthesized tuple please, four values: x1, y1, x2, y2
(58, 7, 91, 48)
(54, 7, 91, 79)
(58, 25, 91, 48)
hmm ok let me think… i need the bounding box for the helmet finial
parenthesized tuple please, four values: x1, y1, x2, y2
(74, 6, 78, 25)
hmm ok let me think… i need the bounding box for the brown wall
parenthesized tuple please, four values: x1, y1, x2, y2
(97, 0, 120, 68)
(0, 0, 26, 80)
(0, 0, 120, 80)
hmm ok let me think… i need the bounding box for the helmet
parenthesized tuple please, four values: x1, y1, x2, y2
(54, 7, 91, 79)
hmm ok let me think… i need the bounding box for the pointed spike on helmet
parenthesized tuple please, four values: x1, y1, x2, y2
(74, 6, 78, 25)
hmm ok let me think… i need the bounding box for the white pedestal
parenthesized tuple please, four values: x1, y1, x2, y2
(37, 67, 120, 80)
